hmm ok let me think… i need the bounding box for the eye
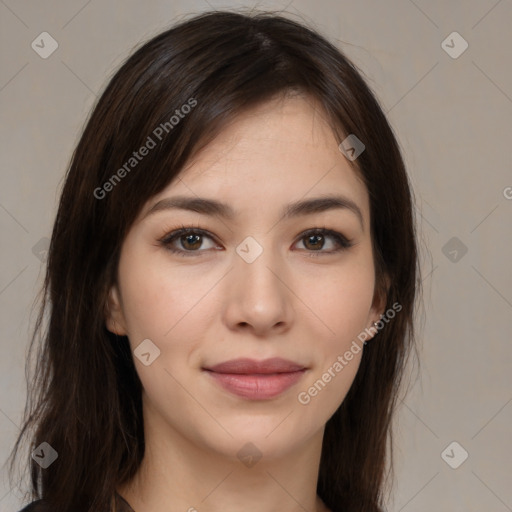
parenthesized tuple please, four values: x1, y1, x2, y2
(158, 226, 220, 257)
(294, 228, 353, 256)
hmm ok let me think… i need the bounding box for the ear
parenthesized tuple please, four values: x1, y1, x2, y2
(105, 284, 128, 336)
(366, 274, 391, 339)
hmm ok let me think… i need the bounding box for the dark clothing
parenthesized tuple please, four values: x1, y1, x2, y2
(18, 492, 135, 512)
(18, 501, 50, 512)
(18, 502, 48, 512)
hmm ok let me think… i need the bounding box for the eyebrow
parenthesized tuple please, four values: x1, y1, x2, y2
(144, 194, 364, 230)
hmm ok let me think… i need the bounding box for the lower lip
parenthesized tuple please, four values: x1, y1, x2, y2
(205, 370, 306, 400)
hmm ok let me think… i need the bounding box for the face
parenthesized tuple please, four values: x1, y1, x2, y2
(106, 94, 386, 463)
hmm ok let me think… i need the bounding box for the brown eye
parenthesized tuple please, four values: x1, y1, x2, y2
(159, 227, 219, 257)
(303, 233, 325, 250)
(295, 228, 353, 255)
(180, 233, 203, 250)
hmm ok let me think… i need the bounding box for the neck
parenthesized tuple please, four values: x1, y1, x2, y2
(116, 401, 330, 512)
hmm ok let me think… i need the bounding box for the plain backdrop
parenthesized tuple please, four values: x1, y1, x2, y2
(1, 1, 511, 511)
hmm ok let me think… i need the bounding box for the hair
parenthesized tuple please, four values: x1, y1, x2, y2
(7, 8, 421, 512)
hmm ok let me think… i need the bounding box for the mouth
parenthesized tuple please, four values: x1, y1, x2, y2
(202, 358, 307, 400)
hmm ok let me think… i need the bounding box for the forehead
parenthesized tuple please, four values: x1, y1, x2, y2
(143, 94, 370, 225)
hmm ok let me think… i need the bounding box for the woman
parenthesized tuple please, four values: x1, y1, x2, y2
(10, 9, 421, 512)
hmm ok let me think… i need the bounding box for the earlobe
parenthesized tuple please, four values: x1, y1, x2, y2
(105, 285, 127, 335)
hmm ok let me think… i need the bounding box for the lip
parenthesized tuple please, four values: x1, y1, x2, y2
(203, 358, 307, 400)
(205, 357, 305, 374)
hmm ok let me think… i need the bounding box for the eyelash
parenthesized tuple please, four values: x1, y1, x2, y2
(158, 225, 354, 258)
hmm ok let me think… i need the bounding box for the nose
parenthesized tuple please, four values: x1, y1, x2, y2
(222, 241, 294, 337)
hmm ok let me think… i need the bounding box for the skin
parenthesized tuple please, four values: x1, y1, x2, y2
(106, 93, 387, 512)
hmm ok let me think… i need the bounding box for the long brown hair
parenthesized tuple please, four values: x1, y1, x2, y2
(8, 9, 421, 512)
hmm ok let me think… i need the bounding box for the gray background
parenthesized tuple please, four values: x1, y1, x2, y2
(1, 1, 511, 511)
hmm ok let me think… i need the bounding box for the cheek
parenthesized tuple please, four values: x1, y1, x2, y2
(301, 259, 376, 346)
(293, 257, 374, 411)
(118, 261, 214, 420)
(117, 245, 216, 345)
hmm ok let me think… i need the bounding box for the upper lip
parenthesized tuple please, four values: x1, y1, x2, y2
(203, 357, 306, 374)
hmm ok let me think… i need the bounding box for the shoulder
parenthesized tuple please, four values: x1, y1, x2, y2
(17, 500, 51, 512)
